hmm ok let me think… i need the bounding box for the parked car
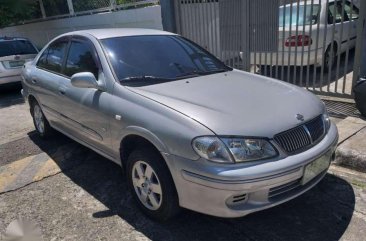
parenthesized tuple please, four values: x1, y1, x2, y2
(0, 37, 38, 87)
(21, 28, 338, 221)
(251, 0, 359, 71)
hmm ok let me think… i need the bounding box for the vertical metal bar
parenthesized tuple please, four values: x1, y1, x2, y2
(252, 1, 257, 74)
(306, 0, 315, 89)
(228, 0, 234, 67)
(275, 0, 280, 80)
(39, 0, 46, 18)
(343, 0, 353, 94)
(352, 0, 366, 95)
(287, 1, 294, 83)
(269, 0, 274, 78)
(327, 1, 337, 92)
(299, 0, 308, 87)
(312, 0, 321, 91)
(213, 0, 219, 58)
(174, 0, 183, 35)
(292, 0, 301, 85)
(203, 0, 209, 51)
(281, 1, 287, 81)
(320, 0, 330, 92)
(67, 0, 75, 15)
(334, 0, 346, 93)
(207, 0, 213, 53)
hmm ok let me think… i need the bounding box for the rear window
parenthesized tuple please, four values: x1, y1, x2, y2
(279, 4, 321, 27)
(0, 40, 38, 58)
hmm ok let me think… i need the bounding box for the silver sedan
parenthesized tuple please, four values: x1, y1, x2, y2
(21, 28, 338, 221)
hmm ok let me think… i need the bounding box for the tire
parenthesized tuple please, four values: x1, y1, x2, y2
(324, 44, 336, 73)
(30, 101, 53, 138)
(126, 148, 180, 221)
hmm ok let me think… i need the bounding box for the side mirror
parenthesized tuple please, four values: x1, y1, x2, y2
(71, 72, 101, 90)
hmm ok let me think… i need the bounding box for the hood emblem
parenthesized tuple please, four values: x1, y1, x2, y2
(296, 114, 305, 122)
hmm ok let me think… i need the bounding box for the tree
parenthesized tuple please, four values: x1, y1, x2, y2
(0, 0, 41, 28)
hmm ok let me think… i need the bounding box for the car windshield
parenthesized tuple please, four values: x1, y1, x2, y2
(279, 4, 321, 27)
(0, 39, 38, 58)
(102, 35, 231, 86)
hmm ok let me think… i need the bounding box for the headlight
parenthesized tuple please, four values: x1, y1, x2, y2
(192, 137, 233, 163)
(192, 137, 277, 163)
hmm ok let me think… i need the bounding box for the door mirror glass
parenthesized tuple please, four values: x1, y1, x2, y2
(71, 72, 99, 89)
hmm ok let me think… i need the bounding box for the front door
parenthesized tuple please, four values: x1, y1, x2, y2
(57, 36, 113, 156)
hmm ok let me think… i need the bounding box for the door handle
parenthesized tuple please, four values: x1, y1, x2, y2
(31, 78, 37, 84)
(59, 90, 66, 95)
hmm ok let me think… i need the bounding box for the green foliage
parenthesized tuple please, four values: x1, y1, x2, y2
(0, 0, 41, 28)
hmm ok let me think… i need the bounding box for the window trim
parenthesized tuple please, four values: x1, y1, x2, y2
(36, 36, 71, 78)
(63, 35, 102, 79)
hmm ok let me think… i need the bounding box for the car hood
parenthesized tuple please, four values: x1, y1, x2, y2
(129, 70, 324, 138)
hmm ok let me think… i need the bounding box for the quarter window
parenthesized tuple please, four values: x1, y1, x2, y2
(37, 40, 68, 73)
(64, 40, 99, 78)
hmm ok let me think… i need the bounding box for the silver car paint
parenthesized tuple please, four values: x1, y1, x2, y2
(252, 0, 358, 66)
(22, 28, 338, 218)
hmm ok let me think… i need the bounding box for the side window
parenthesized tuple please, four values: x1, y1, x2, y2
(328, 2, 348, 24)
(345, 2, 359, 20)
(37, 40, 68, 73)
(64, 40, 99, 78)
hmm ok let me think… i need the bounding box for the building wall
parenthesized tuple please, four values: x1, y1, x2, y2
(0, 5, 163, 48)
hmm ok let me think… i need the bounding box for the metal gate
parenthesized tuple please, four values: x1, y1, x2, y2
(174, 0, 365, 99)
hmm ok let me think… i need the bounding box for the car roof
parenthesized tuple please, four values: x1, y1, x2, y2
(62, 28, 176, 40)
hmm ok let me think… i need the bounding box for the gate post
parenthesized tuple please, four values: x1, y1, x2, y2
(352, 0, 366, 93)
(160, 0, 177, 33)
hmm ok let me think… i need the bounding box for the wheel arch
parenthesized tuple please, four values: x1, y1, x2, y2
(119, 127, 170, 170)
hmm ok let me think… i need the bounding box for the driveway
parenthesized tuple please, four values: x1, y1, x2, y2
(0, 89, 366, 241)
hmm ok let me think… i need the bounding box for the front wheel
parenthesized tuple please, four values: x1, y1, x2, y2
(126, 148, 180, 221)
(31, 101, 53, 138)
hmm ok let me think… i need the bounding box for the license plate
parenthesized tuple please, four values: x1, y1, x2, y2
(9, 60, 25, 68)
(302, 151, 332, 185)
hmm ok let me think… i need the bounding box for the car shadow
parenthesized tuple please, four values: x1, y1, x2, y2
(0, 85, 24, 108)
(29, 134, 356, 241)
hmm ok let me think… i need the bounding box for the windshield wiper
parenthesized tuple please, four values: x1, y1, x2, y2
(120, 76, 170, 83)
(176, 68, 229, 78)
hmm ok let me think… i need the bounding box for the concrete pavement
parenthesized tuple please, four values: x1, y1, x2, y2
(1, 89, 366, 241)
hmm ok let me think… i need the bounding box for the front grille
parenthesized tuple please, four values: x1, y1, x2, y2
(274, 115, 325, 154)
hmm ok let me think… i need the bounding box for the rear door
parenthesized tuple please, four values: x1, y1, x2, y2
(32, 37, 70, 125)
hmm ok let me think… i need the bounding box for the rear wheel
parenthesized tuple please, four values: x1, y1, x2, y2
(31, 101, 53, 138)
(126, 148, 180, 221)
(324, 44, 336, 73)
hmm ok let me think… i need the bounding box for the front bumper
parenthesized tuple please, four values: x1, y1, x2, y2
(165, 123, 338, 218)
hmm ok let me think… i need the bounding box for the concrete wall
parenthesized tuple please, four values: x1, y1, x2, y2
(0, 5, 163, 48)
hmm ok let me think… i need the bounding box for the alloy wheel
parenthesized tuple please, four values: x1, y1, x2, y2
(33, 105, 45, 134)
(132, 160, 163, 210)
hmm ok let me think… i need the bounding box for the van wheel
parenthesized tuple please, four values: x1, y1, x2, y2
(31, 101, 53, 138)
(324, 45, 336, 73)
(126, 148, 180, 221)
